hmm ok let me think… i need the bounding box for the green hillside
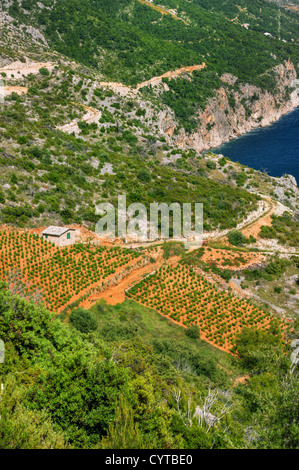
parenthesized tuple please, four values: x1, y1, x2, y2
(0, 66, 259, 229)
(0, 284, 298, 448)
(4, 0, 299, 135)
(6, 0, 299, 85)
(0, 0, 298, 451)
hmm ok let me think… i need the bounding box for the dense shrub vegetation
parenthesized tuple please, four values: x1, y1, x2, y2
(0, 284, 297, 449)
(228, 230, 249, 247)
(0, 0, 298, 450)
(70, 307, 98, 333)
(5, 0, 299, 131)
(0, 87, 259, 229)
(260, 212, 299, 247)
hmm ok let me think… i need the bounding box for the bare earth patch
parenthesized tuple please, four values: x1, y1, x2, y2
(202, 247, 264, 270)
(57, 102, 101, 135)
(2, 86, 28, 96)
(0, 61, 55, 78)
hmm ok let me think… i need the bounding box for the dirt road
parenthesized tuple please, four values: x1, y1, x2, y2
(99, 63, 206, 93)
(2, 86, 28, 97)
(82, 260, 163, 307)
(136, 63, 206, 90)
(81, 252, 180, 308)
(136, 0, 188, 23)
(0, 61, 54, 79)
(240, 197, 277, 239)
(57, 103, 101, 135)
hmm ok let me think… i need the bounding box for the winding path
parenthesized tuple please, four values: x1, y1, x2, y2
(56, 103, 101, 135)
(0, 61, 54, 79)
(2, 86, 101, 135)
(136, 0, 188, 24)
(136, 64, 206, 90)
(99, 63, 206, 93)
(1, 86, 28, 97)
(2, 60, 297, 325)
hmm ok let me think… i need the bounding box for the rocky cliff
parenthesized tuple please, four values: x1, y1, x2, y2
(159, 60, 299, 154)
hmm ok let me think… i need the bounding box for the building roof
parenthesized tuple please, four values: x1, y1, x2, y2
(41, 226, 75, 237)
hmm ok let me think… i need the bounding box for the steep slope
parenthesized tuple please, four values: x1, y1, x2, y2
(157, 59, 299, 151)
(4, 0, 299, 84)
(0, 0, 299, 454)
(0, 0, 298, 227)
(3, 0, 299, 154)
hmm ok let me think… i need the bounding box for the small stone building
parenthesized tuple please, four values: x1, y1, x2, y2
(41, 226, 76, 247)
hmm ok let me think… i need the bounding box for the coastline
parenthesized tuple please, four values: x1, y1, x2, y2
(208, 105, 299, 185)
(202, 102, 299, 156)
(160, 60, 299, 157)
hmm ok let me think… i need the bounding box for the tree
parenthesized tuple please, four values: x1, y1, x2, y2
(255, 377, 299, 449)
(0, 377, 67, 449)
(235, 327, 284, 372)
(99, 394, 150, 449)
(39, 67, 50, 76)
(185, 324, 200, 339)
(70, 308, 98, 333)
(228, 230, 248, 247)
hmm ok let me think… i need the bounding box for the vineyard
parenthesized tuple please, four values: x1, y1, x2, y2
(0, 230, 289, 350)
(126, 264, 287, 353)
(0, 230, 141, 312)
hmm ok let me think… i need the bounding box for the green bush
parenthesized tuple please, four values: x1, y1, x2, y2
(228, 230, 248, 246)
(219, 157, 227, 167)
(137, 169, 151, 183)
(260, 225, 277, 239)
(206, 160, 217, 170)
(185, 324, 200, 339)
(235, 172, 247, 187)
(70, 308, 98, 333)
(39, 67, 50, 76)
(273, 286, 282, 294)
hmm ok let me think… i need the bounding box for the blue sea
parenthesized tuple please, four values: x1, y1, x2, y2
(210, 106, 299, 185)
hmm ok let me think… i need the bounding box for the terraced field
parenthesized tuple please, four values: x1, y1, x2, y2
(0, 229, 141, 312)
(126, 264, 287, 353)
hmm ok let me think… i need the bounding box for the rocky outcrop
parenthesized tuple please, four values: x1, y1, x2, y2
(273, 173, 299, 203)
(279, 174, 298, 190)
(0, 12, 49, 46)
(159, 60, 299, 155)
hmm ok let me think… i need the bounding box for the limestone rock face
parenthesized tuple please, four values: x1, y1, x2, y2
(274, 174, 299, 203)
(159, 60, 299, 155)
(280, 174, 298, 189)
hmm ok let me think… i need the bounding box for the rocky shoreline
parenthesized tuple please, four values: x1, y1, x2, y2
(159, 60, 299, 158)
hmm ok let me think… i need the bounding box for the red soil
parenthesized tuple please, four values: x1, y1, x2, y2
(202, 247, 264, 270)
(233, 375, 249, 386)
(81, 251, 179, 308)
(126, 264, 287, 354)
(241, 198, 276, 240)
(0, 228, 142, 313)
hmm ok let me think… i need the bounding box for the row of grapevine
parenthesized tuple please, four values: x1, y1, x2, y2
(126, 264, 287, 353)
(0, 230, 141, 311)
